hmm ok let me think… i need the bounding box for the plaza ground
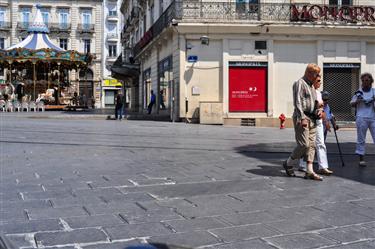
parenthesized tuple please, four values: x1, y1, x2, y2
(0, 113, 375, 249)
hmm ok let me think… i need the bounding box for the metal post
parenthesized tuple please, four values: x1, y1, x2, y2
(33, 62, 36, 101)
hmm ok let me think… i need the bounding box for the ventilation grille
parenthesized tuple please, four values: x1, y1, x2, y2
(241, 118, 256, 126)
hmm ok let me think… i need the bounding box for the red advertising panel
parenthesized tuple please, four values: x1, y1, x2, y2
(229, 62, 267, 112)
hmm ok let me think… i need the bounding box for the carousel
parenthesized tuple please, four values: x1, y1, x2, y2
(0, 4, 93, 111)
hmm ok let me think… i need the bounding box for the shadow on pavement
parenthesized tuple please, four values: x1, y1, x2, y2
(235, 141, 375, 186)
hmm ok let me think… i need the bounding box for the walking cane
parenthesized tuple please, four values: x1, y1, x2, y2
(331, 118, 345, 167)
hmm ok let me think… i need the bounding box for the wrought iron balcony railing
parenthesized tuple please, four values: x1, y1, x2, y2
(77, 23, 95, 33)
(0, 22, 11, 30)
(50, 23, 71, 32)
(132, 1, 375, 56)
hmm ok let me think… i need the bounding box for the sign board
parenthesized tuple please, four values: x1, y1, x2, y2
(187, 55, 198, 63)
(323, 63, 361, 68)
(229, 64, 267, 112)
(103, 79, 122, 87)
(229, 61, 267, 67)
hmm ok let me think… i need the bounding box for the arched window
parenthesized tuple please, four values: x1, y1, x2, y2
(79, 68, 93, 80)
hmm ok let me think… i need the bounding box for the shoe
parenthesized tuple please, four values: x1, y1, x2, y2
(283, 160, 296, 177)
(304, 172, 323, 181)
(359, 161, 367, 167)
(317, 168, 333, 175)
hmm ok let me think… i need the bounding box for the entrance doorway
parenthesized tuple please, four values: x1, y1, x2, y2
(323, 64, 360, 121)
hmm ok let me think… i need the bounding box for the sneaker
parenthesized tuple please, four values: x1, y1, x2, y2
(359, 161, 367, 167)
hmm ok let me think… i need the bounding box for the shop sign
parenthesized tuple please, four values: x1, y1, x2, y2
(229, 66, 267, 112)
(291, 4, 375, 24)
(323, 63, 361, 68)
(229, 61, 268, 67)
(103, 79, 122, 87)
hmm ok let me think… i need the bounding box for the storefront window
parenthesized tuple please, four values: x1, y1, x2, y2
(105, 90, 115, 105)
(143, 68, 151, 109)
(158, 56, 173, 110)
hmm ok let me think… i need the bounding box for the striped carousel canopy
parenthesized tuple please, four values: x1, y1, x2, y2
(6, 4, 63, 51)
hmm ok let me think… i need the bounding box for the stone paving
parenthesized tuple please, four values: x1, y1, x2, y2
(0, 113, 375, 249)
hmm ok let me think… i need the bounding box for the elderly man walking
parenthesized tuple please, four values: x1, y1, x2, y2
(283, 63, 323, 181)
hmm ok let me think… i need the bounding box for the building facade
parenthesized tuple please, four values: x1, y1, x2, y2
(0, 0, 103, 108)
(101, 0, 124, 109)
(118, 0, 375, 124)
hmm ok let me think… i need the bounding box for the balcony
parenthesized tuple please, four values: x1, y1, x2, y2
(107, 11, 119, 22)
(17, 22, 31, 31)
(107, 33, 118, 41)
(77, 24, 95, 33)
(133, 1, 375, 56)
(50, 23, 71, 32)
(0, 22, 11, 30)
(107, 55, 117, 63)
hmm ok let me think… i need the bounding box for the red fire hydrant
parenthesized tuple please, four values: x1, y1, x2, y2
(279, 113, 286, 129)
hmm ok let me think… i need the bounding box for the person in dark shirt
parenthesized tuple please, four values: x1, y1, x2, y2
(148, 90, 156, 114)
(115, 93, 123, 120)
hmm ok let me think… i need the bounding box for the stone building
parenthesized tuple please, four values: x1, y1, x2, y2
(117, 0, 375, 125)
(0, 0, 103, 108)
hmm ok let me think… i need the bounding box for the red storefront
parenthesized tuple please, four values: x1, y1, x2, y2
(228, 61, 268, 112)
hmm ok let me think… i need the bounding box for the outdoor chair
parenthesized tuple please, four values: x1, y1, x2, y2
(21, 101, 29, 112)
(37, 101, 45, 112)
(5, 101, 13, 112)
(13, 101, 21, 112)
(0, 100, 5, 112)
(29, 101, 37, 112)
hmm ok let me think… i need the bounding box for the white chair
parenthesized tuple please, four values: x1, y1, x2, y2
(29, 101, 37, 112)
(21, 101, 29, 112)
(37, 101, 45, 112)
(5, 101, 13, 112)
(13, 101, 21, 112)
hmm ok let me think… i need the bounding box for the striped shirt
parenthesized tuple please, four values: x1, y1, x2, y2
(292, 77, 317, 122)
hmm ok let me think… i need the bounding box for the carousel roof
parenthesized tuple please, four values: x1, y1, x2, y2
(0, 4, 93, 67)
(7, 4, 63, 51)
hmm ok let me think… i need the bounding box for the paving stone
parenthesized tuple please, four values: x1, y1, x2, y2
(35, 228, 108, 247)
(0, 219, 62, 234)
(210, 224, 280, 242)
(0, 210, 29, 224)
(121, 209, 182, 224)
(318, 225, 375, 243)
(265, 233, 337, 249)
(0, 199, 51, 210)
(84, 202, 145, 216)
(104, 222, 173, 240)
(26, 206, 88, 220)
(147, 231, 221, 248)
(81, 240, 143, 249)
(4, 234, 35, 248)
(63, 214, 124, 229)
(22, 190, 74, 200)
(164, 217, 229, 232)
(102, 192, 155, 203)
(220, 211, 282, 226)
(325, 240, 375, 249)
(206, 238, 279, 249)
(265, 215, 333, 234)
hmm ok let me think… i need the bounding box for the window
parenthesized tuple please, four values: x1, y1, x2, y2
(59, 9, 69, 29)
(83, 39, 91, 53)
(159, 0, 164, 15)
(41, 9, 49, 25)
(0, 38, 4, 49)
(60, 38, 68, 50)
(105, 90, 115, 105)
(82, 11, 91, 29)
(108, 5, 117, 16)
(329, 0, 352, 5)
(0, 8, 5, 25)
(21, 8, 31, 27)
(143, 14, 147, 33)
(150, 5, 154, 25)
(109, 44, 117, 57)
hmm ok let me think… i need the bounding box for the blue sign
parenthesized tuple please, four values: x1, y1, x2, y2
(187, 55, 198, 63)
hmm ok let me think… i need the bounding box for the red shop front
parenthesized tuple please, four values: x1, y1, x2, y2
(228, 61, 267, 112)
